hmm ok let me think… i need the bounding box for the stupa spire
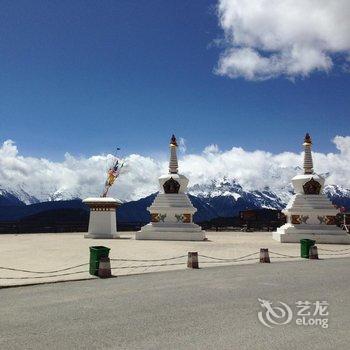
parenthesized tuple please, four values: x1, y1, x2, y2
(169, 134, 178, 174)
(303, 133, 313, 175)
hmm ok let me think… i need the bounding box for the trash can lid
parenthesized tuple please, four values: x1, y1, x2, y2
(300, 239, 316, 243)
(89, 246, 110, 250)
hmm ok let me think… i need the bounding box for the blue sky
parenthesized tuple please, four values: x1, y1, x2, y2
(1, 0, 349, 160)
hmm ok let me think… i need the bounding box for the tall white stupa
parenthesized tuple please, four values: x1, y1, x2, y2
(135, 135, 206, 241)
(273, 133, 350, 244)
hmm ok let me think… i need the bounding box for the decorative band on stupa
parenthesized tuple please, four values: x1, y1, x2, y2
(84, 201, 119, 211)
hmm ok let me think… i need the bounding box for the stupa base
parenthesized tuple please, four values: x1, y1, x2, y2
(135, 223, 206, 241)
(84, 233, 120, 239)
(273, 224, 350, 244)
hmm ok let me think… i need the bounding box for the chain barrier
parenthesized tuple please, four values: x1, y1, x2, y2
(2, 248, 350, 281)
(318, 251, 350, 256)
(111, 262, 185, 270)
(200, 257, 259, 264)
(198, 252, 259, 261)
(269, 251, 299, 258)
(0, 263, 89, 274)
(318, 247, 350, 253)
(109, 255, 187, 262)
(0, 270, 88, 280)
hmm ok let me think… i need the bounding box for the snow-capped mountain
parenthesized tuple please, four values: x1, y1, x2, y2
(323, 185, 350, 210)
(188, 179, 290, 217)
(48, 188, 81, 202)
(0, 179, 349, 222)
(188, 178, 350, 216)
(0, 185, 81, 204)
(0, 187, 39, 206)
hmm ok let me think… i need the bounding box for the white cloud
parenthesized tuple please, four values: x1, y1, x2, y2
(215, 0, 350, 80)
(178, 137, 187, 153)
(0, 141, 161, 202)
(0, 136, 350, 202)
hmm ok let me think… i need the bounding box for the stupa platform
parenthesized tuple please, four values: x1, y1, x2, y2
(135, 223, 206, 241)
(274, 224, 350, 244)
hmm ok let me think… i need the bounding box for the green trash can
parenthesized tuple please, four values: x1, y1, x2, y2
(300, 239, 316, 258)
(89, 246, 110, 276)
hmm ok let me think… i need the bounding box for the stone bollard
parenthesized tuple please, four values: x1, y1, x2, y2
(309, 245, 319, 260)
(98, 256, 112, 278)
(187, 252, 199, 269)
(260, 248, 271, 263)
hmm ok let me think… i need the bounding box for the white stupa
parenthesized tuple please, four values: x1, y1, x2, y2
(135, 135, 206, 241)
(273, 133, 350, 244)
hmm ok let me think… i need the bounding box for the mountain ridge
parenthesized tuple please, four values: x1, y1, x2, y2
(1, 179, 349, 224)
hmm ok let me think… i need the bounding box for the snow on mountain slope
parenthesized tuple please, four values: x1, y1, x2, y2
(189, 179, 288, 216)
(188, 179, 350, 216)
(324, 185, 350, 210)
(1, 179, 349, 221)
(0, 189, 26, 206)
(0, 187, 39, 205)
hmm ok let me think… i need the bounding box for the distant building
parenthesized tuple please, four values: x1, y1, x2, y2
(239, 209, 285, 231)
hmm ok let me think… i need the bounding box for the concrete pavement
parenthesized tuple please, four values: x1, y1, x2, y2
(1, 258, 350, 349)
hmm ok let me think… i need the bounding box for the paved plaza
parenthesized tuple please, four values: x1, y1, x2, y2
(1, 231, 350, 287)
